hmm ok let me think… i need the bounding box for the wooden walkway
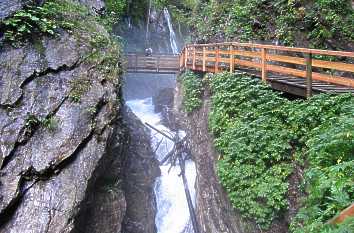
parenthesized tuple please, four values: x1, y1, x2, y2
(179, 42, 354, 97)
(125, 53, 179, 74)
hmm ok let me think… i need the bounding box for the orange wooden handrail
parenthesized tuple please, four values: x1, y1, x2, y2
(180, 42, 354, 97)
(329, 203, 354, 225)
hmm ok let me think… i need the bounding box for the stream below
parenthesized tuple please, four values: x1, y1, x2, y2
(124, 74, 197, 233)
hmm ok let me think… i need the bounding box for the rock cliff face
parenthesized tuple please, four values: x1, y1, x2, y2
(0, 1, 130, 232)
(175, 82, 259, 233)
(121, 109, 160, 233)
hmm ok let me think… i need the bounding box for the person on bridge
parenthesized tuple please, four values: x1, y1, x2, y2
(145, 47, 153, 56)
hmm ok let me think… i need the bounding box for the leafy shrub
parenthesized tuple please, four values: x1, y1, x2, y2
(209, 72, 293, 228)
(207, 72, 354, 231)
(291, 113, 354, 233)
(179, 70, 203, 113)
(185, 0, 354, 49)
(1, 5, 58, 45)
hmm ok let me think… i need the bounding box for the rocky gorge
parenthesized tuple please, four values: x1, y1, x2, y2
(0, 0, 156, 232)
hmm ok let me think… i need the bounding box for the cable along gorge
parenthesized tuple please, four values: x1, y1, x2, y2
(1, 1, 354, 233)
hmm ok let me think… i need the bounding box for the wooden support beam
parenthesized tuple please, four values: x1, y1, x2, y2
(193, 46, 196, 70)
(215, 46, 219, 73)
(261, 48, 267, 83)
(203, 46, 206, 72)
(229, 45, 234, 73)
(157, 56, 160, 72)
(305, 53, 313, 98)
(184, 48, 188, 68)
(135, 54, 138, 72)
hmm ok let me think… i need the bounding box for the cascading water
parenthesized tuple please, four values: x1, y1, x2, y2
(163, 7, 179, 54)
(126, 94, 196, 233)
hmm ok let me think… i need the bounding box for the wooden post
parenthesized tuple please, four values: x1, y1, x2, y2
(261, 48, 267, 82)
(229, 45, 234, 73)
(192, 46, 196, 70)
(179, 50, 184, 71)
(184, 48, 188, 69)
(215, 46, 219, 73)
(305, 53, 313, 98)
(135, 54, 138, 72)
(203, 46, 206, 72)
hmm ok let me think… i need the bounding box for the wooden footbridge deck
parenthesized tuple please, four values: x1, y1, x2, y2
(125, 42, 354, 97)
(125, 53, 179, 74)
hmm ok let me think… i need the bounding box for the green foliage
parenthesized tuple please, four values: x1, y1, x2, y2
(209, 73, 293, 228)
(207, 72, 354, 231)
(179, 70, 203, 113)
(290, 111, 354, 233)
(42, 117, 58, 132)
(1, 4, 58, 45)
(69, 79, 91, 103)
(1, 0, 126, 45)
(100, 0, 127, 30)
(186, 0, 354, 49)
(25, 115, 41, 131)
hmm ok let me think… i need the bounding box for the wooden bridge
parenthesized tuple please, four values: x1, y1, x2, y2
(125, 42, 354, 97)
(125, 53, 179, 74)
(180, 42, 354, 97)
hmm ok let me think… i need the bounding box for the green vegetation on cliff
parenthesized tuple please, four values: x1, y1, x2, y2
(164, 0, 354, 49)
(178, 71, 354, 232)
(178, 70, 203, 112)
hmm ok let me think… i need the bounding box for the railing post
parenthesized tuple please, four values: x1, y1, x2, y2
(305, 53, 313, 98)
(179, 50, 184, 71)
(203, 46, 206, 72)
(261, 48, 267, 83)
(215, 46, 219, 73)
(184, 47, 188, 69)
(193, 46, 196, 70)
(135, 54, 138, 72)
(157, 55, 160, 72)
(229, 45, 234, 73)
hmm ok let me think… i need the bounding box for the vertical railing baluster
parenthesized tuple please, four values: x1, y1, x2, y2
(261, 47, 267, 83)
(135, 54, 138, 72)
(306, 53, 313, 98)
(157, 55, 160, 72)
(193, 46, 196, 70)
(179, 50, 183, 71)
(229, 45, 234, 73)
(184, 47, 188, 69)
(203, 46, 206, 72)
(215, 45, 219, 73)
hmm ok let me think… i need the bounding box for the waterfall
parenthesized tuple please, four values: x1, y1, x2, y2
(126, 97, 196, 233)
(163, 7, 179, 54)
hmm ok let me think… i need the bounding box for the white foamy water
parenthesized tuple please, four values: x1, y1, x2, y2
(163, 7, 179, 54)
(126, 98, 196, 233)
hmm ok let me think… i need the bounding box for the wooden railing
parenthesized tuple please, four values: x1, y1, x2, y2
(179, 42, 354, 97)
(126, 53, 179, 74)
(329, 203, 354, 225)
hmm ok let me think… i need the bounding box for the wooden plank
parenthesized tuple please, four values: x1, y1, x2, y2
(312, 59, 354, 73)
(267, 64, 354, 87)
(233, 50, 261, 58)
(234, 58, 261, 69)
(267, 54, 306, 65)
(313, 73, 354, 88)
(188, 42, 354, 58)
